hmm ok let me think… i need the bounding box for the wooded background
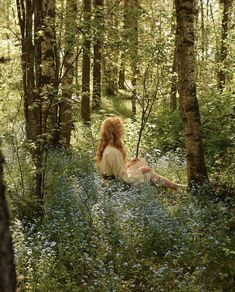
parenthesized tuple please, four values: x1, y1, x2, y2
(0, 0, 234, 291)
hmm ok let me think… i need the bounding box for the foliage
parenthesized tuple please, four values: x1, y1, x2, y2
(198, 88, 235, 187)
(200, 88, 235, 161)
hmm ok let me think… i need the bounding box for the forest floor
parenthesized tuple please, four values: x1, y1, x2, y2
(1, 87, 234, 290)
(8, 121, 235, 291)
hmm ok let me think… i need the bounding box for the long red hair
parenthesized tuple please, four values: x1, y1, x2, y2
(96, 116, 127, 162)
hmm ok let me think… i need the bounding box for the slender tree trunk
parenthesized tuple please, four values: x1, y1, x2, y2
(0, 151, 17, 292)
(17, 0, 44, 204)
(118, 0, 127, 90)
(217, 0, 232, 92)
(41, 0, 59, 145)
(59, 0, 77, 146)
(103, 1, 120, 97)
(170, 44, 178, 111)
(200, 0, 205, 61)
(81, 0, 91, 122)
(57, 0, 65, 69)
(17, 0, 40, 144)
(103, 57, 118, 96)
(170, 5, 178, 111)
(34, 0, 44, 203)
(5, 0, 11, 59)
(92, 0, 103, 109)
(175, 0, 209, 187)
(75, 44, 80, 93)
(131, 0, 139, 116)
(124, 0, 139, 115)
(118, 52, 125, 89)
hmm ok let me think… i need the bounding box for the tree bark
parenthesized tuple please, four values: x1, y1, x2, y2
(17, 0, 44, 203)
(17, 0, 40, 144)
(81, 0, 91, 122)
(118, 52, 125, 89)
(200, 0, 205, 61)
(170, 5, 178, 111)
(217, 0, 232, 92)
(41, 0, 59, 145)
(175, 0, 209, 187)
(0, 151, 17, 292)
(59, 0, 77, 146)
(34, 0, 44, 203)
(170, 44, 178, 111)
(103, 1, 120, 97)
(92, 0, 103, 109)
(124, 0, 139, 115)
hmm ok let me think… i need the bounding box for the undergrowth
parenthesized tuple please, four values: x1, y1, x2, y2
(8, 122, 234, 291)
(1, 111, 234, 291)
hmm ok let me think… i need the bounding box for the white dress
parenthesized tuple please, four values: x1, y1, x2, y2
(99, 145, 151, 184)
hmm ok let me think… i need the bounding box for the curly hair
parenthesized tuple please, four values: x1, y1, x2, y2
(96, 116, 127, 162)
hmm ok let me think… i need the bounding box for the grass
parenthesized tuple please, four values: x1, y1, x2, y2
(0, 85, 234, 290)
(6, 120, 234, 291)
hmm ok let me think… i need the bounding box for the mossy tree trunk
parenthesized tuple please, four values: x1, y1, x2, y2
(175, 0, 209, 187)
(0, 151, 16, 292)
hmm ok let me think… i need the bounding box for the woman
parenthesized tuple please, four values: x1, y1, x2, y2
(96, 116, 184, 191)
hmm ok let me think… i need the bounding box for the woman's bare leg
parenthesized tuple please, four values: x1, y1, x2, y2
(150, 171, 179, 191)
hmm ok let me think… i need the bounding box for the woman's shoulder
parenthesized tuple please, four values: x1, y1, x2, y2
(104, 145, 122, 156)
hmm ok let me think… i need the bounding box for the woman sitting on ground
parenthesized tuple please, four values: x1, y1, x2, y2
(96, 116, 185, 191)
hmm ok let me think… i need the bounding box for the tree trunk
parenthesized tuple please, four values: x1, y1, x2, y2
(200, 0, 205, 61)
(34, 0, 44, 204)
(103, 58, 118, 96)
(118, 52, 125, 89)
(217, 0, 232, 92)
(17, 0, 44, 203)
(124, 0, 139, 116)
(59, 0, 77, 146)
(92, 0, 103, 109)
(81, 0, 91, 122)
(175, 0, 209, 187)
(0, 151, 17, 292)
(170, 44, 178, 111)
(118, 0, 128, 90)
(41, 0, 59, 145)
(170, 5, 177, 111)
(103, 1, 120, 97)
(17, 0, 40, 144)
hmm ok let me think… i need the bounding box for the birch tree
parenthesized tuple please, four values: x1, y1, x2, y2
(175, 0, 209, 187)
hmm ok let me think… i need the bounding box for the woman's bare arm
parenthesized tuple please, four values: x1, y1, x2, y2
(125, 157, 140, 169)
